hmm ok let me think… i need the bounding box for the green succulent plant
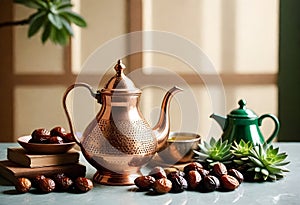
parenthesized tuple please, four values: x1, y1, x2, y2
(1, 0, 87, 45)
(193, 137, 233, 168)
(194, 138, 290, 181)
(231, 139, 254, 171)
(246, 143, 290, 181)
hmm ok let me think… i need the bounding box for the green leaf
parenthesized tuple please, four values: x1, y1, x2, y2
(61, 17, 74, 36)
(232, 141, 239, 149)
(219, 143, 231, 154)
(215, 138, 221, 148)
(246, 162, 256, 167)
(41, 21, 52, 43)
(274, 161, 290, 166)
(233, 159, 244, 165)
(198, 144, 208, 154)
(14, 0, 47, 9)
(48, 13, 63, 29)
(28, 11, 47, 37)
(261, 168, 269, 176)
(250, 147, 260, 159)
(57, 2, 73, 10)
(247, 167, 255, 172)
(222, 152, 233, 161)
(262, 173, 269, 181)
(59, 10, 87, 27)
(254, 167, 261, 172)
(53, 27, 69, 45)
(269, 174, 277, 180)
(258, 145, 264, 158)
(266, 165, 282, 174)
(204, 140, 211, 150)
(193, 150, 208, 159)
(249, 156, 264, 167)
(209, 137, 216, 146)
(276, 153, 288, 161)
(272, 147, 279, 155)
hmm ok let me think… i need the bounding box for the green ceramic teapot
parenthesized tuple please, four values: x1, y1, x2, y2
(210, 99, 280, 145)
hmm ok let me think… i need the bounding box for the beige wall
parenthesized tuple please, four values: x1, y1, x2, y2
(12, 0, 278, 143)
(142, 0, 278, 140)
(13, 1, 128, 139)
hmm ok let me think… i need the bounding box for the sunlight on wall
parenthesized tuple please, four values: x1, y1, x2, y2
(13, 0, 279, 142)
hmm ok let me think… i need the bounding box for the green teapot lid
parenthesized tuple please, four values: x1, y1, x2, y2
(229, 99, 257, 118)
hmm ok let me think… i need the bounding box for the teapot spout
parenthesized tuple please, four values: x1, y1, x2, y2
(210, 113, 227, 130)
(153, 86, 183, 152)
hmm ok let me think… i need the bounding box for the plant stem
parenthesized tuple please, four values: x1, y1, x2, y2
(0, 18, 30, 28)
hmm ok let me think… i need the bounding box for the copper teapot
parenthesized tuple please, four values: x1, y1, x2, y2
(62, 60, 182, 185)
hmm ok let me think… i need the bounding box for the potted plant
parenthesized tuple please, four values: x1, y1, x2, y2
(0, 0, 87, 45)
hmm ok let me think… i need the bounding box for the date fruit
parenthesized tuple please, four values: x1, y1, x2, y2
(202, 175, 220, 192)
(15, 177, 31, 193)
(152, 178, 172, 194)
(49, 136, 64, 144)
(134, 175, 155, 190)
(167, 172, 187, 193)
(186, 170, 202, 190)
(30, 128, 51, 143)
(38, 177, 56, 193)
(31, 174, 46, 188)
(149, 166, 167, 179)
(75, 177, 93, 192)
(30, 126, 74, 144)
(53, 173, 73, 191)
(50, 126, 66, 137)
(183, 162, 203, 175)
(228, 169, 244, 183)
(198, 168, 210, 178)
(62, 132, 74, 143)
(213, 162, 227, 177)
(220, 174, 240, 191)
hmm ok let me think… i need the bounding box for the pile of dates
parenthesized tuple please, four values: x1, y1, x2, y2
(29, 126, 73, 144)
(134, 162, 243, 194)
(14, 173, 93, 194)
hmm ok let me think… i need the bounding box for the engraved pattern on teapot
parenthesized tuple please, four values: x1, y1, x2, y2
(81, 119, 156, 155)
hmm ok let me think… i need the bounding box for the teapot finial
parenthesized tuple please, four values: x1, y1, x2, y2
(114, 59, 126, 76)
(238, 99, 247, 109)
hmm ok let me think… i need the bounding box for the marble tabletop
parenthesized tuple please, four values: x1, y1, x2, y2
(0, 142, 299, 205)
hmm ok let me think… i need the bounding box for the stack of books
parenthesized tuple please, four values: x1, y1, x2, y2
(0, 147, 86, 184)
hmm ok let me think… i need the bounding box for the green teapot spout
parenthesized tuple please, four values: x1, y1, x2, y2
(210, 113, 227, 130)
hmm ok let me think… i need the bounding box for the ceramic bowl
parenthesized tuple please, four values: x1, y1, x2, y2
(17, 135, 76, 154)
(157, 132, 201, 164)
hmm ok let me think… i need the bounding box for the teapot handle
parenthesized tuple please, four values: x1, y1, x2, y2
(258, 114, 280, 144)
(62, 82, 100, 145)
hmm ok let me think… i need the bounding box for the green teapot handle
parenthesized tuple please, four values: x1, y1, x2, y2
(258, 114, 280, 144)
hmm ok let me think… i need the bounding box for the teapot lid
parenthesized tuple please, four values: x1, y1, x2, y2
(229, 99, 257, 118)
(101, 60, 141, 95)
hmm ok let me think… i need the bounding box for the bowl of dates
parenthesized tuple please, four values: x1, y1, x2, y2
(17, 127, 76, 154)
(157, 132, 201, 164)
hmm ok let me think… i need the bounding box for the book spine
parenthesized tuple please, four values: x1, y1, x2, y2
(0, 162, 86, 185)
(7, 150, 30, 167)
(7, 149, 80, 168)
